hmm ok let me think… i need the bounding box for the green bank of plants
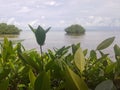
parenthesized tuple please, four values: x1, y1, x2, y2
(0, 25, 120, 90)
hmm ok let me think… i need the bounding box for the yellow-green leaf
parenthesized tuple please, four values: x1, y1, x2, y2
(64, 64, 88, 90)
(29, 69, 36, 89)
(74, 48, 85, 72)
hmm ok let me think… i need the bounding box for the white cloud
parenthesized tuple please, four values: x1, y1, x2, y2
(45, 1, 56, 6)
(79, 16, 120, 27)
(17, 6, 31, 13)
(59, 20, 65, 24)
(29, 20, 39, 26)
(0, 0, 120, 29)
(0, 18, 7, 23)
(7, 17, 15, 24)
(41, 16, 45, 19)
(44, 0, 62, 6)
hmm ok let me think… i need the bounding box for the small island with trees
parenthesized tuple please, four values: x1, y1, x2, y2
(64, 24, 85, 35)
(0, 23, 21, 35)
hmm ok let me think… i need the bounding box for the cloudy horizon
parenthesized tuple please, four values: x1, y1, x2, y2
(0, 0, 120, 30)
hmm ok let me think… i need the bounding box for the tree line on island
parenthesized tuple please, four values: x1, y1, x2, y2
(0, 23, 85, 35)
(0, 23, 21, 35)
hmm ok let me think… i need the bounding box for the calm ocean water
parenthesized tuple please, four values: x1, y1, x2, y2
(1, 30, 120, 59)
(19, 30, 120, 49)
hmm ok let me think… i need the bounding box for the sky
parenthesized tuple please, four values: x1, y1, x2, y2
(0, 0, 120, 30)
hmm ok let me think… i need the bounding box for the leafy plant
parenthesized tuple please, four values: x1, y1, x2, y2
(0, 37, 29, 90)
(28, 25, 51, 54)
(0, 30, 120, 90)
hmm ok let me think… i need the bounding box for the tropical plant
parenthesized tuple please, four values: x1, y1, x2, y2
(28, 25, 51, 54)
(0, 37, 29, 90)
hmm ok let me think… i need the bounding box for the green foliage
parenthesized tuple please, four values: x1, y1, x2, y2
(0, 38, 29, 90)
(0, 23, 21, 35)
(65, 24, 85, 35)
(0, 36, 120, 90)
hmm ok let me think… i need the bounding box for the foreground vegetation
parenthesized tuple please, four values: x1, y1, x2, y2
(0, 25, 120, 90)
(65, 24, 85, 35)
(0, 23, 21, 35)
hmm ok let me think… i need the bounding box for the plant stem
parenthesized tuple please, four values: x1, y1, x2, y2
(40, 45, 43, 55)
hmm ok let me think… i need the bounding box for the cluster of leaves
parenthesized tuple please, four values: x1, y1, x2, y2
(0, 36, 120, 90)
(0, 23, 21, 35)
(65, 24, 85, 35)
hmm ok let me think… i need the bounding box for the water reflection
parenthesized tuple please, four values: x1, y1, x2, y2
(0, 34, 19, 38)
(64, 32, 85, 47)
(0, 34, 21, 43)
(65, 32, 85, 36)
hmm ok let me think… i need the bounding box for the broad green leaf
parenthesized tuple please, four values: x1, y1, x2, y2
(114, 44, 120, 57)
(74, 48, 85, 72)
(29, 69, 36, 89)
(96, 37, 115, 50)
(35, 26, 46, 46)
(28, 24, 36, 33)
(114, 44, 120, 64)
(34, 71, 50, 90)
(0, 79, 9, 90)
(114, 44, 120, 75)
(64, 64, 88, 90)
(95, 80, 117, 90)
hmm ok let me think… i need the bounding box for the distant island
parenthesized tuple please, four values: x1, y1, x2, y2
(0, 23, 21, 35)
(64, 24, 85, 35)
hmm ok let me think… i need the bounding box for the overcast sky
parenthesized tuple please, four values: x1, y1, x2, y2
(0, 0, 120, 30)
